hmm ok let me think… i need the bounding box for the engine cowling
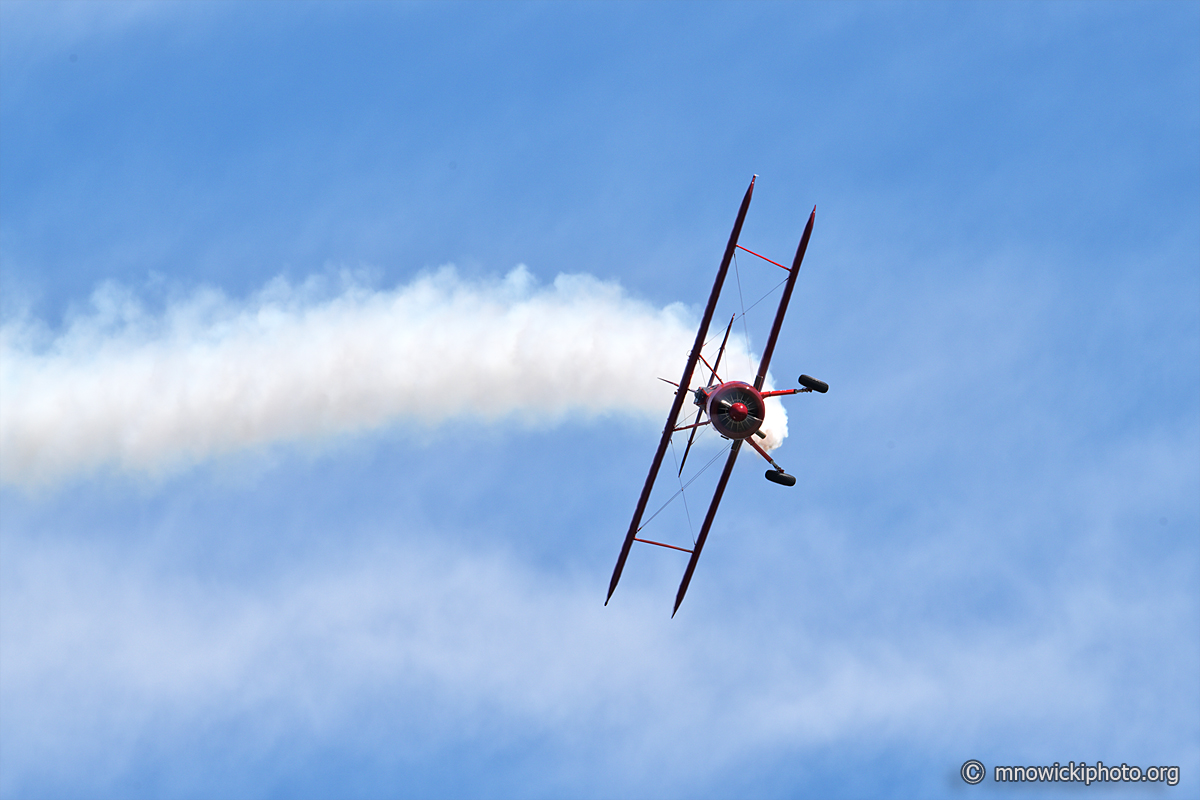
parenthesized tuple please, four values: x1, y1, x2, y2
(704, 381, 766, 440)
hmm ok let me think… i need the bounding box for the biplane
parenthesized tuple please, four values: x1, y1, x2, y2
(605, 175, 828, 616)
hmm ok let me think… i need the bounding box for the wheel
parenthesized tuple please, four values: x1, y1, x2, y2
(799, 374, 828, 393)
(765, 470, 797, 487)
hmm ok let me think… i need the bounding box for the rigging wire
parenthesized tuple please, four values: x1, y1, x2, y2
(667, 437, 696, 542)
(732, 251, 753, 376)
(741, 274, 790, 318)
(697, 272, 790, 359)
(637, 443, 729, 534)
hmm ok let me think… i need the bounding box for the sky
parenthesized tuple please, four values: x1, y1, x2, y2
(1, 1, 1197, 798)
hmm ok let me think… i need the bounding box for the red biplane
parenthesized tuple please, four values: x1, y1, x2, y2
(605, 175, 827, 616)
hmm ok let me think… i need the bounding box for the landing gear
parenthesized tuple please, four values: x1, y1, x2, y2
(765, 470, 797, 487)
(746, 432, 795, 485)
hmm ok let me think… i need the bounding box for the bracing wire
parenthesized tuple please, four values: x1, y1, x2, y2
(667, 437, 696, 541)
(732, 251, 753, 376)
(741, 275, 790, 318)
(697, 273, 790, 357)
(637, 443, 729, 534)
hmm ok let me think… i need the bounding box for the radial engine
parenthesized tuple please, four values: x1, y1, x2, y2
(694, 381, 766, 440)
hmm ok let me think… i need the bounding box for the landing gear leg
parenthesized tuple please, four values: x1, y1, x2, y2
(745, 436, 797, 487)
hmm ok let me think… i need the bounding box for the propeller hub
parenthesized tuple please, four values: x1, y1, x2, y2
(728, 402, 749, 422)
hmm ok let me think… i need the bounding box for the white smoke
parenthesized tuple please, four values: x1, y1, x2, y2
(0, 266, 788, 487)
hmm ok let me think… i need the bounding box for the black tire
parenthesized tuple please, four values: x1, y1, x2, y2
(799, 374, 828, 393)
(765, 470, 797, 487)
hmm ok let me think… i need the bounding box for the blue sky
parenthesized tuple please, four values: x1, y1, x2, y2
(1, 2, 1197, 798)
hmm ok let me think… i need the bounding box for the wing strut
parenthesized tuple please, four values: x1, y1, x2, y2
(605, 176, 757, 606)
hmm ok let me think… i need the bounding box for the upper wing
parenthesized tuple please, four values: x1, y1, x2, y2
(605, 175, 757, 606)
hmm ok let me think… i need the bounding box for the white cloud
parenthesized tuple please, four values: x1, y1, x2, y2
(3, 518, 1193, 798)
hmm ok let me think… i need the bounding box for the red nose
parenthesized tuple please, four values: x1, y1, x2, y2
(728, 402, 748, 422)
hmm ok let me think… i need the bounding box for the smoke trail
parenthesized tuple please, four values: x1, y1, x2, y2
(0, 266, 788, 487)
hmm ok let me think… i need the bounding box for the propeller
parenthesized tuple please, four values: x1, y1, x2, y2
(715, 400, 763, 423)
